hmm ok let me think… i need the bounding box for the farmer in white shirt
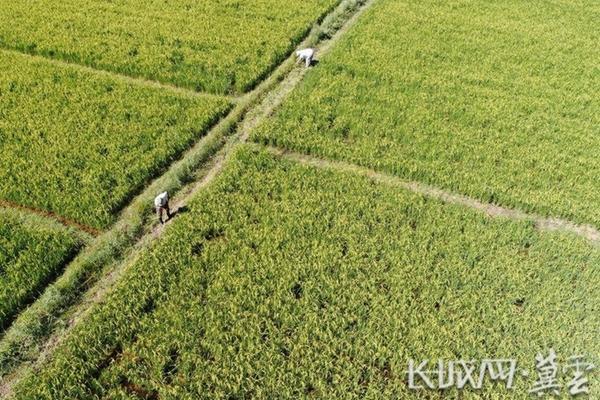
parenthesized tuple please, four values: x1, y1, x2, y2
(154, 191, 171, 224)
(296, 48, 315, 68)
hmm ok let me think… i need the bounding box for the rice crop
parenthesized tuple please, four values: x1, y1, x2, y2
(13, 146, 599, 399)
(0, 51, 231, 229)
(0, 209, 84, 331)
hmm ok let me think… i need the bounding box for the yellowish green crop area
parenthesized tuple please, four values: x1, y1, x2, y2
(252, 0, 600, 227)
(0, 209, 84, 331)
(0, 51, 230, 229)
(14, 147, 599, 399)
(0, 0, 338, 94)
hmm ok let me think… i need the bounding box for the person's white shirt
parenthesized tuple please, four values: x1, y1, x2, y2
(296, 48, 314, 67)
(154, 192, 169, 208)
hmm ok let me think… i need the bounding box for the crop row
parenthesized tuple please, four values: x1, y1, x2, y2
(252, 0, 600, 227)
(0, 51, 231, 229)
(0, 0, 339, 94)
(13, 147, 599, 399)
(0, 208, 84, 331)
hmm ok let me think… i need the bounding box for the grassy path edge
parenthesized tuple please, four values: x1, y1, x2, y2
(0, 48, 237, 102)
(258, 144, 600, 245)
(0, 200, 100, 237)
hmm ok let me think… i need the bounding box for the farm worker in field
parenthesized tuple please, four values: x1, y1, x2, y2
(296, 48, 315, 68)
(154, 191, 171, 224)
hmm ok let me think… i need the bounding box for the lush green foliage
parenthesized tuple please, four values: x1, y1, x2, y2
(0, 0, 338, 94)
(0, 209, 83, 331)
(0, 51, 230, 229)
(14, 147, 599, 399)
(253, 0, 600, 227)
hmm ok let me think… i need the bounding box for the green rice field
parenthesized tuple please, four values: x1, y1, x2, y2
(2, 1, 598, 398)
(13, 147, 599, 399)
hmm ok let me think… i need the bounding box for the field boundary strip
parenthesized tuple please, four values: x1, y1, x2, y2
(0, 200, 100, 237)
(258, 144, 600, 245)
(0, 0, 375, 396)
(0, 48, 237, 102)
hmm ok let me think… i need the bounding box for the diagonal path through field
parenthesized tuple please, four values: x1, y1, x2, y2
(0, 200, 100, 237)
(0, 1, 376, 396)
(258, 144, 600, 245)
(0, 48, 238, 102)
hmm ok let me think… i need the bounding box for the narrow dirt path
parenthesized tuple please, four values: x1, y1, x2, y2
(0, 200, 100, 237)
(262, 145, 600, 244)
(1, 48, 236, 101)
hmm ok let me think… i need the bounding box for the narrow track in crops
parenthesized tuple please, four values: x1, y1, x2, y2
(0, 200, 100, 236)
(0, 1, 375, 397)
(0, 48, 236, 102)
(260, 145, 600, 245)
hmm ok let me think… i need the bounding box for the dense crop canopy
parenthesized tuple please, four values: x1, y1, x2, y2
(14, 147, 599, 399)
(252, 0, 600, 227)
(0, 51, 231, 229)
(0, 0, 338, 94)
(0, 209, 83, 330)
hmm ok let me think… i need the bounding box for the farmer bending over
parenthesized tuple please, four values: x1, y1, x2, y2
(296, 48, 315, 68)
(154, 191, 171, 224)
